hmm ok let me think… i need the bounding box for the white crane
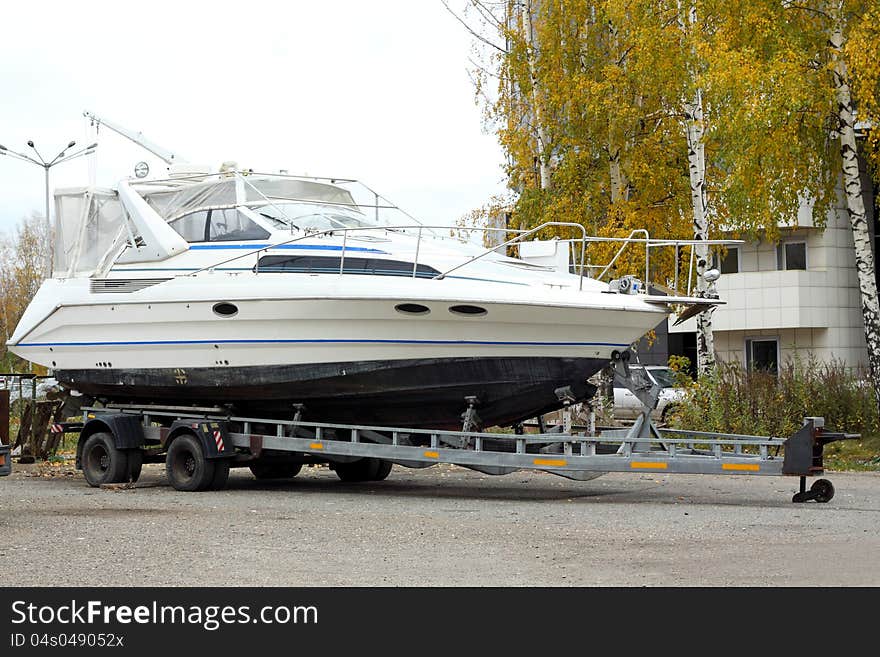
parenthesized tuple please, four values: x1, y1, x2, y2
(83, 111, 186, 166)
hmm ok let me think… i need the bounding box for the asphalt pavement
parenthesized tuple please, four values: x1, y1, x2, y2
(1, 461, 878, 586)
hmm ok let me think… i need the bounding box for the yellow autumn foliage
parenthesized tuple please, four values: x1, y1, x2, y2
(467, 0, 879, 284)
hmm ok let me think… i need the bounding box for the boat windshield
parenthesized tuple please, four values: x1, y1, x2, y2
(252, 202, 375, 231)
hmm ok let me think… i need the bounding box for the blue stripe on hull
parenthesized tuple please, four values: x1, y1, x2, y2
(19, 338, 629, 348)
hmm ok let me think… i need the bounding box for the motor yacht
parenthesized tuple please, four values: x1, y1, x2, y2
(7, 167, 719, 429)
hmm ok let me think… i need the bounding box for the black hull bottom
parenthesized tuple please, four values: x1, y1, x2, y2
(57, 357, 604, 430)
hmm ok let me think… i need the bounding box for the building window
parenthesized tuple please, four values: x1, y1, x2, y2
(719, 247, 739, 274)
(777, 241, 807, 270)
(745, 338, 779, 375)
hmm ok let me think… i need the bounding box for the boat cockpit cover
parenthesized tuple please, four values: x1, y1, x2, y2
(140, 177, 358, 222)
(53, 187, 128, 278)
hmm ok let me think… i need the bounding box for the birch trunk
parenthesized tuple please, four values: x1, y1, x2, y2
(681, 5, 715, 376)
(523, 0, 551, 190)
(609, 147, 628, 203)
(830, 15, 880, 417)
(608, 21, 630, 205)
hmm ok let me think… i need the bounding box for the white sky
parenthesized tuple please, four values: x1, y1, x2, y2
(0, 0, 506, 234)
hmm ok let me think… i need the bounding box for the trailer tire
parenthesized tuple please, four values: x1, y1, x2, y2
(812, 478, 834, 503)
(209, 459, 230, 491)
(166, 434, 216, 492)
(249, 463, 302, 480)
(127, 449, 143, 483)
(372, 460, 393, 481)
(334, 458, 380, 482)
(82, 432, 129, 487)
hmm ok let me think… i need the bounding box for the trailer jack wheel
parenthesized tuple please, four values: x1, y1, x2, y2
(792, 477, 835, 503)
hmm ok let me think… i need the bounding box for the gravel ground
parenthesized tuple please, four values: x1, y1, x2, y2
(1, 461, 878, 586)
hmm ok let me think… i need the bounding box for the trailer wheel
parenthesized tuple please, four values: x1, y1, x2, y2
(373, 460, 393, 481)
(82, 432, 129, 487)
(209, 460, 230, 491)
(334, 458, 380, 482)
(127, 450, 143, 483)
(249, 463, 302, 480)
(166, 434, 216, 492)
(812, 478, 834, 503)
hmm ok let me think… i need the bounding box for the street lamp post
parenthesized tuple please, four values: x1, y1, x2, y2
(0, 139, 97, 275)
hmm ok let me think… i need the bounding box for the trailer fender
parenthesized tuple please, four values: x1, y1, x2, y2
(75, 415, 146, 469)
(166, 420, 233, 460)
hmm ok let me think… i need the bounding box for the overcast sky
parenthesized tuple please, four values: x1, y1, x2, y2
(0, 0, 506, 234)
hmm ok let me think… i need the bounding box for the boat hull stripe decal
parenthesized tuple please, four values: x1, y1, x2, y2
(18, 339, 631, 348)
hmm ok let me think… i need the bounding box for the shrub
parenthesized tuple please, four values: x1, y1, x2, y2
(668, 355, 879, 443)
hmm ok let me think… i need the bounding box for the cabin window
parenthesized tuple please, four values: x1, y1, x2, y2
(169, 211, 208, 242)
(170, 209, 270, 243)
(256, 255, 439, 278)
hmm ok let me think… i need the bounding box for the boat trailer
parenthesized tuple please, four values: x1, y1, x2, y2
(52, 352, 856, 502)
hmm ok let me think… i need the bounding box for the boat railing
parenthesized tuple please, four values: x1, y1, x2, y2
(171, 171, 741, 296)
(187, 220, 740, 296)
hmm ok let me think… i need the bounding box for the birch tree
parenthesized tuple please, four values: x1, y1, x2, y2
(478, 2, 694, 259)
(707, 0, 880, 416)
(459, 1, 880, 401)
(827, 1, 880, 417)
(679, 3, 715, 375)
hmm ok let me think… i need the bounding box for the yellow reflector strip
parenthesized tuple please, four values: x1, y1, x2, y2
(424, 451, 439, 459)
(87, 414, 95, 419)
(533, 458, 566, 467)
(722, 463, 760, 472)
(309, 442, 323, 450)
(631, 461, 668, 470)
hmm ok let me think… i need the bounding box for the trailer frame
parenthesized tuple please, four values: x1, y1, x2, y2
(46, 399, 853, 503)
(47, 352, 858, 502)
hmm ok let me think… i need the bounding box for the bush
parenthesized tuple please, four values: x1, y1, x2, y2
(668, 355, 880, 443)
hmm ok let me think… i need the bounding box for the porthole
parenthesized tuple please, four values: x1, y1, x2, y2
(213, 302, 238, 317)
(449, 304, 487, 317)
(395, 303, 430, 316)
